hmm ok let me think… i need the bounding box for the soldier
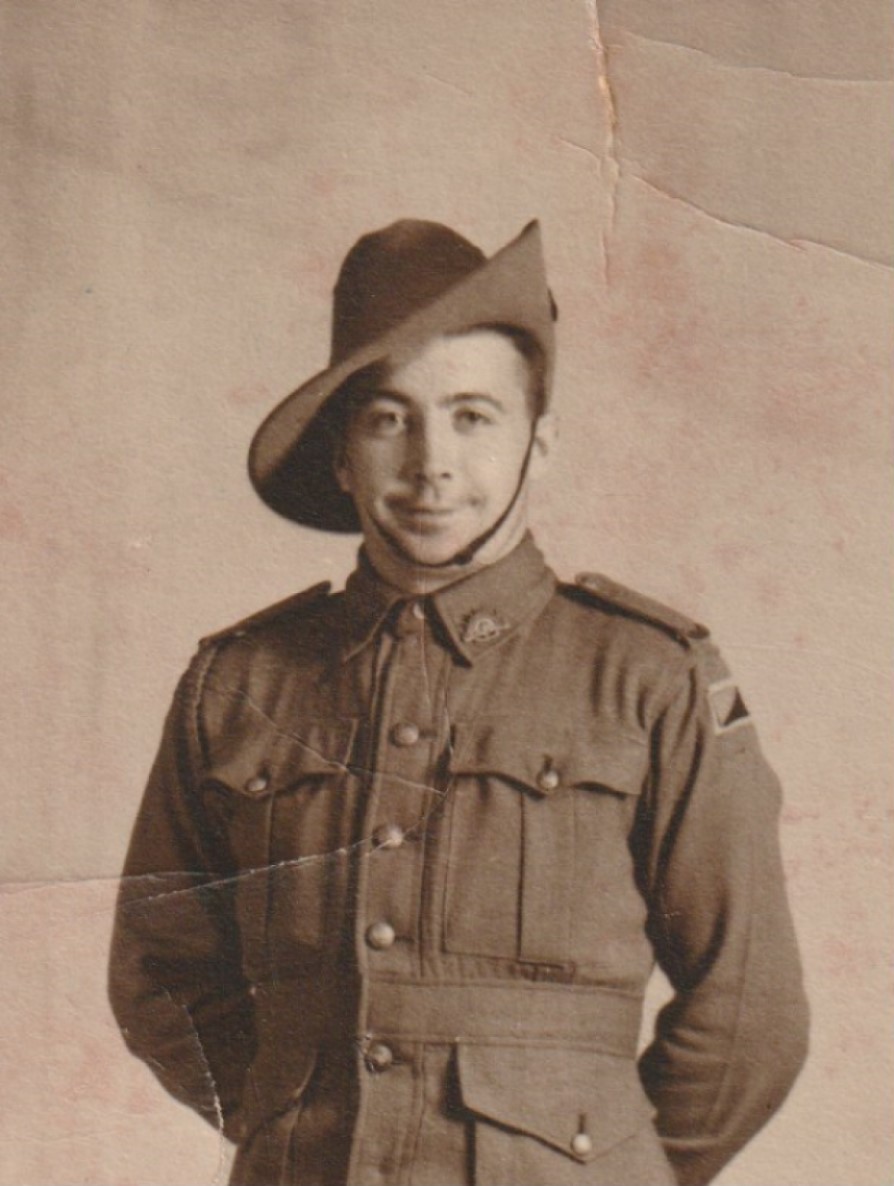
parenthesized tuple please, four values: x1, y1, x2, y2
(109, 220, 808, 1186)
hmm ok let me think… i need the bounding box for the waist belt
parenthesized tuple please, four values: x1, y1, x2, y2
(241, 977, 644, 1140)
(363, 979, 643, 1058)
(252, 976, 643, 1059)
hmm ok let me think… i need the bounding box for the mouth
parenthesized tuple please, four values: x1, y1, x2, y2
(390, 495, 458, 514)
(389, 501, 461, 533)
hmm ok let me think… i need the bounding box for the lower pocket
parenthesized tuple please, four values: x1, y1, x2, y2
(457, 1044, 674, 1186)
(472, 1123, 677, 1186)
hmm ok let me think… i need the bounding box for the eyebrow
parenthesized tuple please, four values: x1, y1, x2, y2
(442, 392, 506, 412)
(365, 389, 506, 413)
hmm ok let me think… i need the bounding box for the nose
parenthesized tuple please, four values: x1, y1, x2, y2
(404, 416, 455, 484)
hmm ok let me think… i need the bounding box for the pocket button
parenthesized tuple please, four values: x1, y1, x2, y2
(571, 1133, 593, 1157)
(244, 774, 269, 795)
(537, 766, 561, 791)
(373, 823, 405, 849)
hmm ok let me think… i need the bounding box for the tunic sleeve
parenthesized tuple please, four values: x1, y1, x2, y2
(107, 647, 255, 1140)
(636, 639, 809, 1185)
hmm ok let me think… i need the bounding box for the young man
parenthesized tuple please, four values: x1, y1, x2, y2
(109, 220, 808, 1186)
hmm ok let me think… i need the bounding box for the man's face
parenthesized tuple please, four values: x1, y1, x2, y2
(334, 330, 553, 568)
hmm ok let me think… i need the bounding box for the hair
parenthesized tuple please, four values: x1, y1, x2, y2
(455, 323, 548, 420)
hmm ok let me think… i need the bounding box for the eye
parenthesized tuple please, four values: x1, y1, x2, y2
(454, 406, 494, 430)
(359, 403, 407, 436)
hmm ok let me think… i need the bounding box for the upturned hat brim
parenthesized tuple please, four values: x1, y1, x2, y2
(248, 220, 554, 532)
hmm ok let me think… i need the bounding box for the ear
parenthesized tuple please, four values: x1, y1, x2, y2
(333, 445, 353, 495)
(528, 411, 558, 481)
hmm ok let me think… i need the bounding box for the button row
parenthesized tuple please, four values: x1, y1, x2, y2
(366, 920, 396, 950)
(372, 822, 405, 849)
(364, 1040, 394, 1073)
(390, 721, 420, 747)
(392, 600, 427, 638)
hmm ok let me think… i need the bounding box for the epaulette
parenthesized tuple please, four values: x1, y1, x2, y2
(199, 581, 332, 648)
(570, 571, 709, 648)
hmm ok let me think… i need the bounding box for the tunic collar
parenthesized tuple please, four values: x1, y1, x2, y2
(340, 533, 556, 664)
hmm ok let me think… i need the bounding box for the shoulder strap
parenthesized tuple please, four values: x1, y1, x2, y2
(199, 581, 332, 648)
(572, 571, 709, 648)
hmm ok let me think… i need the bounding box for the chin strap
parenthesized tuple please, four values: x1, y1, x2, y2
(370, 425, 538, 571)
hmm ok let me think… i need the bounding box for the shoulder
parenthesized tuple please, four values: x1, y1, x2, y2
(555, 573, 763, 740)
(178, 581, 337, 733)
(562, 574, 757, 734)
(197, 580, 334, 651)
(559, 570, 710, 650)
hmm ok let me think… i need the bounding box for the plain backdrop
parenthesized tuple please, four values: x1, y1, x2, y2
(2, 2, 893, 1183)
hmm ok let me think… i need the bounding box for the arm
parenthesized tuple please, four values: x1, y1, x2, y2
(108, 647, 255, 1139)
(636, 640, 808, 1186)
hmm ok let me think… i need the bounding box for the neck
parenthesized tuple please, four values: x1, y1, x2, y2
(360, 498, 531, 596)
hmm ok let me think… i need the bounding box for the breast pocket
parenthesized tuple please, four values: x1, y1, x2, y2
(200, 719, 358, 976)
(442, 719, 649, 968)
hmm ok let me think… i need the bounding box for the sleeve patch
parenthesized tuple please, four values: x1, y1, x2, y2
(708, 678, 752, 735)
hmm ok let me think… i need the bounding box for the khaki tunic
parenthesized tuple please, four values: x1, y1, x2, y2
(109, 535, 808, 1186)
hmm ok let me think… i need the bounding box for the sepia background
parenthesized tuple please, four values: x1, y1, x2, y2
(2, 1, 893, 1182)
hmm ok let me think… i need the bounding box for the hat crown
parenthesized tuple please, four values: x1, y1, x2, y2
(331, 220, 487, 363)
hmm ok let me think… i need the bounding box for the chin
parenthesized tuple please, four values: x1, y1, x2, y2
(381, 516, 479, 563)
(396, 534, 471, 567)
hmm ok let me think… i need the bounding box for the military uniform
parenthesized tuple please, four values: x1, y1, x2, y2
(109, 533, 808, 1186)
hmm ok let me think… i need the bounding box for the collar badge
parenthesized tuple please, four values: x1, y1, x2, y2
(461, 609, 511, 645)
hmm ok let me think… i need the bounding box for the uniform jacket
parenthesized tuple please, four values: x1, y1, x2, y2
(109, 535, 808, 1186)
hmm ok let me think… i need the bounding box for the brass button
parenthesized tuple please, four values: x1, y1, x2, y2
(391, 722, 420, 747)
(373, 823, 405, 850)
(571, 1132, 593, 1157)
(393, 601, 425, 638)
(366, 921, 396, 950)
(244, 774, 269, 795)
(537, 767, 560, 792)
(365, 1041, 394, 1072)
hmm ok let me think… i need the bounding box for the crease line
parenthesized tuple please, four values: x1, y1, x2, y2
(419, 69, 473, 99)
(631, 173, 894, 271)
(161, 988, 228, 1183)
(620, 30, 894, 86)
(584, 0, 620, 283)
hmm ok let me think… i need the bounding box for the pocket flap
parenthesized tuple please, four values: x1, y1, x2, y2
(203, 720, 358, 799)
(450, 720, 648, 798)
(457, 1044, 654, 1163)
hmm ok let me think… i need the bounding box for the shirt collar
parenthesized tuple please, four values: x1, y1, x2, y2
(340, 533, 556, 665)
(339, 551, 405, 663)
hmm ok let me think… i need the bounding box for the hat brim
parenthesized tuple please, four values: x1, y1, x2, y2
(248, 220, 554, 532)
